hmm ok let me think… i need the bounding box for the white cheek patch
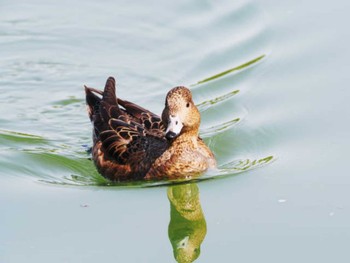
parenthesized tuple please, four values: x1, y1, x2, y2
(166, 115, 183, 135)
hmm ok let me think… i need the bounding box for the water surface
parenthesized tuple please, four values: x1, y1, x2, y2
(1, 0, 350, 262)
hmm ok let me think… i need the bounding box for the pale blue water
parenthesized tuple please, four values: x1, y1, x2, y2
(1, 0, 350, 262)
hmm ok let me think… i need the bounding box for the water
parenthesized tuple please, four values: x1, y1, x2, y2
(1, 0, 350, 262)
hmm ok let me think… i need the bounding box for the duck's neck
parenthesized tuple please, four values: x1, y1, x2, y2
(172, 129, 199, 145)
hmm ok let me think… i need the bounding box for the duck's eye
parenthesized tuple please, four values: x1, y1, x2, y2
(186, 102, 190, 108)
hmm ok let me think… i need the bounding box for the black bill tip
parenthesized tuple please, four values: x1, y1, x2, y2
(165, 131, 177, 140)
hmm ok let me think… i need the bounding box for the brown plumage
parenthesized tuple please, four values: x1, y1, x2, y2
(85, 77, 216, 181)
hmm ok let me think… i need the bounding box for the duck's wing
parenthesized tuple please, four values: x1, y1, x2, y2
(118, 98, 165, 132)
(99, 116, 168, 178)
(86, 77, 168, 178)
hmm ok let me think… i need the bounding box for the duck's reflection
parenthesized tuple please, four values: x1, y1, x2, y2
(167, 183, 207, 263)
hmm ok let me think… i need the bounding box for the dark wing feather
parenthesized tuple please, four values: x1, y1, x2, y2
(99, 118, 168, 178)
(118, 98, 165, 132)
(117, 98, 158, 119)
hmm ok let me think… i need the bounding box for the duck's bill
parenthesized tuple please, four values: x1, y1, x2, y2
(165, 115, 183, 140)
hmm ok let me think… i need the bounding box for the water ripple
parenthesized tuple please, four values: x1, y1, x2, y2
(197, 89, 239, 112)
(192, 55, 265, 86)
(201, 118, 240, 138)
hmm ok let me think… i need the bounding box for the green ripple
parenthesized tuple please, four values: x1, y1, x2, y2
(200, 118, 240, 138)
(52, 97, 83, 106)
(192, 54, 265, 85)
(197, 90, 239, 112)
(0, 130, 47, 145)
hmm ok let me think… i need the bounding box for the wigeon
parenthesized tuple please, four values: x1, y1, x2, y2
(85, 77, 216, 181)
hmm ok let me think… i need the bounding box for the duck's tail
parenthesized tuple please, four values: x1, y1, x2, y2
(85, 76, 118, 121)
(85, 85, 101, 121)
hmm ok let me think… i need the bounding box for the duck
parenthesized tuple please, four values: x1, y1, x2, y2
(85, 77, 216, 181)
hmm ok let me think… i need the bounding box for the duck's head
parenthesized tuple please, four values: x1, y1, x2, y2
(162, 86, 200, 140)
